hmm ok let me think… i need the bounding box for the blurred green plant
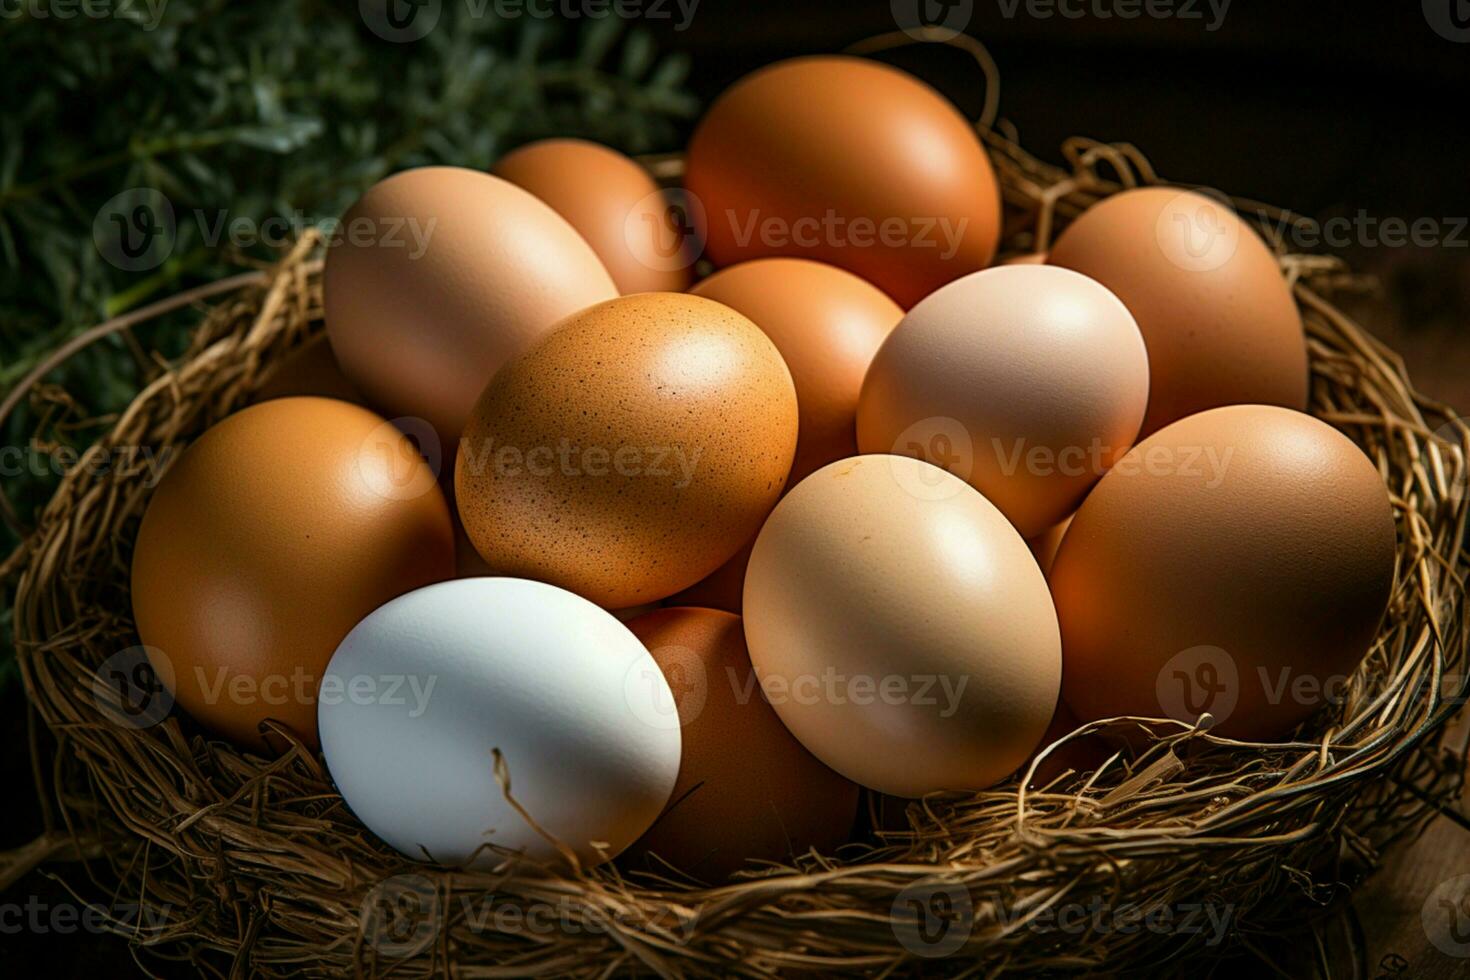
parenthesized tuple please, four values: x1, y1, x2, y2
(0, 0, 697, 673)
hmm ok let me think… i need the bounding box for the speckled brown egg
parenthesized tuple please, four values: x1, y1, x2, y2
(1051, 405, 1397, 740)
(493, 138, 692, 295)
(456, 293, 797, 608)
(621, 607, 858, 881)
(1048, 187, 1308, 436)
(130, 397, 455, 752)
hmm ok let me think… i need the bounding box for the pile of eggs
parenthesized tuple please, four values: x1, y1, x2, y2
(129, 56, 1396, 880)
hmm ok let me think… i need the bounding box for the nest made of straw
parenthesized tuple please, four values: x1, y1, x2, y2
(4, 34, 1470, 980)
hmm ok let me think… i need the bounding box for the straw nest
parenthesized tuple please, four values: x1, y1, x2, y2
(3, 33, 1469, 980)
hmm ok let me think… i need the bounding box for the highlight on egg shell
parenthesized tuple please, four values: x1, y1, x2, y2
(620, 607, 859, 881)
(1050, 404, 1397, 741)
(317, 577, 682, 869)
(323, 166, 618, 448)
(493, 137, 693, 295)
(685, 55, 1002, 308)
(1048, 186, 1308, 436)
(456, 292, 798, 610)
(742, 455, 1062, 798)
(857, 265, 1149, 539)
(129, 397, 456, 752)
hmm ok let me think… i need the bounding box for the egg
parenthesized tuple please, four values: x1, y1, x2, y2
(456, 293, 798, 608)
(667, 258, 903, 612)
(318, 578, 680, 868)
(130, 397, 455, 750)
(1027, 514, 1074, 577)
(742, 456, 1062, 797)
(1001, 251, 1048, 265)
(621, 607, 858, 880)
(857, 265, 1149, 538)
(493, 138, 691, 295)
(1048, 187, 1308, 436)
(252, 335, 362, 405)
(1050, 405, 1396, 740)
(323, 166, 617, 446)
(685, 56, 1001, 307)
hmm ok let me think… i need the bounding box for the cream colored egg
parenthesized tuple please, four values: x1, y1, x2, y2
(857, 265, 1149, 538)
(742, 456, 1061, 797)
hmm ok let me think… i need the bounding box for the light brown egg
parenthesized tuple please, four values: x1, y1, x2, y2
(493, 138, 691, 296)
(743, 456, 1062, 797)
(456, 293, 797, 609)
(1048, 187, 1308, 436)
(622, 607, 858, 881)
(685, 56, 1001, 308)
(323, 166, 617, 446)
(130, 397, 455, 751)
(1050, 405, 1396, 740)
(857, 265, 1149, 538)
(252, 335, 362, 405)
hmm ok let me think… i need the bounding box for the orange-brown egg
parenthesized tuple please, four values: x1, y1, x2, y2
(456, 293, 797, 608)
(685, 56, 1001, 308)
(130, 397, 455, 751)
(1050, 405, 1396, 740)
(1048, 187, 1308, 436)
(493, 138, 691, 295)
(667, 259, 902, 612)
(622, 607, 858, 880)
(323, 167, 617, 446)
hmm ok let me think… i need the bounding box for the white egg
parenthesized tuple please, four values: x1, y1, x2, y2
(318, 577, 681, 868)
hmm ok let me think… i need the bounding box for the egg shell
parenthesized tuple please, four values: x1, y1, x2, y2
(1048, 187, 1308, 436)
(456, 292, 798, 609)
(493, 138, 691, 295)
(1050, 405, 1397, 740)
(318, 578, 681, 868)
(857, 265, 1149, 538)
(130, 397, 455, 751)
(1027, 514, 1073, 577)
(685, 56, 1001, 308)
(323, 166, 617, 446)
(621, 607, 858, 881)
(742, 455, 1062, 797)
(252, 334, 362, 405)
(667, 259, 902, 612)
(692, 258, 902, 484)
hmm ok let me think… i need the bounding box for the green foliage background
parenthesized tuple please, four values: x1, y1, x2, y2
(0, 0, 698, 681)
